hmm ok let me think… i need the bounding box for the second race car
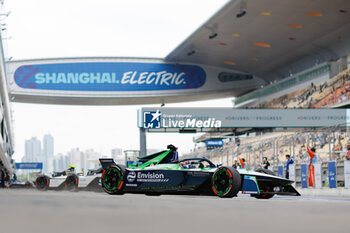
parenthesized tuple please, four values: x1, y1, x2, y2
(35, 165, 103, 191)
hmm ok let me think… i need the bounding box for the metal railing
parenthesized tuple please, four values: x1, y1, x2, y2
(185, 124, 350, 187)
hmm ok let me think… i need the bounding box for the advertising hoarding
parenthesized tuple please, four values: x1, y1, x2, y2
(205, 140, 224, 146)
(301, 164, 308, 188)
(14, 63, 206, 91)
(278, 166, 284, 178)
(328, 161, 337, 188)
(141, 108, 347, 129)
(15, 162, 43, 170)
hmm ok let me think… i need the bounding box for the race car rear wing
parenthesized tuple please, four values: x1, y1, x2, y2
(99, 158, 116, 169)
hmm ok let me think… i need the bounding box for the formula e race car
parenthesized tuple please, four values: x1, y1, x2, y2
(0, 179, 34, 189)
(99, 145, 300, 199)
(35, 166, 103, 191)
(9, 180, 35, 189)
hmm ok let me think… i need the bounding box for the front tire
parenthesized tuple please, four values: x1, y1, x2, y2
(251, 189, 274, 199)
(253, 168, 275, 199)
(102, 165, 126, 195)
(35, 176, 50, 191)
(212, 166, 241, 198)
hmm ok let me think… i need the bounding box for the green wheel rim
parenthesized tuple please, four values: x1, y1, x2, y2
(103, 167, 122, 191)
(213, 168, 232, 196)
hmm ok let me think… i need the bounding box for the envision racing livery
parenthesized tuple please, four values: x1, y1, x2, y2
(100, 145, 300, 198)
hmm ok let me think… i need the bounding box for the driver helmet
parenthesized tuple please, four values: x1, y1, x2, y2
(167, 144, 178, 151)
(68, 165, 76, 171)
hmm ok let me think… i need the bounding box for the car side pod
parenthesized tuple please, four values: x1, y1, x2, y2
(35, 175, 50, 191)
(211, 166, 241, 198)
(101, 164, 126, 195)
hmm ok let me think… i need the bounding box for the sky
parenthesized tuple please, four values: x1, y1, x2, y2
(2, 0, 232, 161)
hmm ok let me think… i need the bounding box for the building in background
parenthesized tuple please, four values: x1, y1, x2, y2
(64, 148, 101, 174)
(23, 137, 42, 163)
(22, 135, 55, 173)
(53, 153, 69, 172)
(67, 148, 83, 172)
(43, 134, 54, 173)
(21, 135, 104, 174)
(111, 148, 122, 159)
(50, 148, 102, 174)
(83, 149, 101, 172)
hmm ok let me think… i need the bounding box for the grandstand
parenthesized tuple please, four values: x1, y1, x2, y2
(187, 63, 350, 170)
(189, 126, 349, 168)
(248, 69, 350, 109)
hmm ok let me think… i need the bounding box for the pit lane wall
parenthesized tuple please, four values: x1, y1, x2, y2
(5, 57, 265, 105)
(0, 31, 15, 174)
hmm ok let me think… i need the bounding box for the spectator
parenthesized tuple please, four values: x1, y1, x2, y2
(346, 145, 350, 160)
(307, 146, 316, 187)
(261, 157, 270, 170)
(307, 146, 317, 164)
(285, 154, 294, 179)
(0, 170, 5, 188)
(4, 172, 10, 189)
(232, 159, 238, 169)
(239, 158, 246, 169)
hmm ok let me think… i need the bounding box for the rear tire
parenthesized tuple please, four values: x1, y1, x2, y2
(35, 176, 49, 191)
(212, 166, 241, 198)
(102, 164, 126, 195)
(65, 174, 79, 192)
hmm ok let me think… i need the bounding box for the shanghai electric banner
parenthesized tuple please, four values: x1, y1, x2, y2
(14, 63, 206, 91)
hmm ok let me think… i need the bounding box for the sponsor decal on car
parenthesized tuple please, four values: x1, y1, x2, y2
(140, 184, 196, 191)
(187, 171, 211, 177)
(127, 171, 169, 183)
(136, 172, 169, 182)
(127, 171, 137, 182)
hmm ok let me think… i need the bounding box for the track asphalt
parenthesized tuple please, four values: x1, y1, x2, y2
(0, 190, 349, 233)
